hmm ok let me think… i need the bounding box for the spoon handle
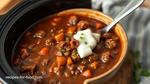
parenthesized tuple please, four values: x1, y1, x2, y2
(103, 0, 144, 32)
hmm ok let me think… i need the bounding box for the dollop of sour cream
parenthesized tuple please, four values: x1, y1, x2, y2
(73, 29, 100, 58)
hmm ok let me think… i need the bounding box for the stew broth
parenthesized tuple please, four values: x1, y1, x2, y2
(12, 13, 121, 84)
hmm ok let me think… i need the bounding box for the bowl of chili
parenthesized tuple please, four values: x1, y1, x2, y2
(11, 8, 128, 84)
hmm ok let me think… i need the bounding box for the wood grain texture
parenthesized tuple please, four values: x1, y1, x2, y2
(0, 0, 21, 15)
(104, 51, 134, 84)
(142, 0, 150, 8)
(0, 0, 149, 15)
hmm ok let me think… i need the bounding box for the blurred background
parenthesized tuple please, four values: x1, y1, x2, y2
(92, 0, 150, 67)
(92, 0, 150, 83)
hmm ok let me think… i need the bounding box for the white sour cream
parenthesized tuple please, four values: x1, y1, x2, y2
(73, 29, 100, 58)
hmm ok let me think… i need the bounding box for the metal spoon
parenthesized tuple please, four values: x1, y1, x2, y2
(101, 0, 145, 33)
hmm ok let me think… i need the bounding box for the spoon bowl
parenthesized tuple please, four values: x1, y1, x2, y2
(101, 0, 144, 33)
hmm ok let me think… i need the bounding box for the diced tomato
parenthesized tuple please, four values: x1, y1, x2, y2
(82, 69, 92, 78)
(67, 26, 76, 35)
(56, 56, 66, 67)
(54, 33, 64, 42)
(39, 47, 49, 55)
(67, 57, 73, 65)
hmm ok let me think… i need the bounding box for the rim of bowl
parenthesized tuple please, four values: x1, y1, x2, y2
(57, 8, 128, 83)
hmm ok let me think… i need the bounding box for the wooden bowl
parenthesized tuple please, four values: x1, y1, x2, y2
(57, 8, 128, 84)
